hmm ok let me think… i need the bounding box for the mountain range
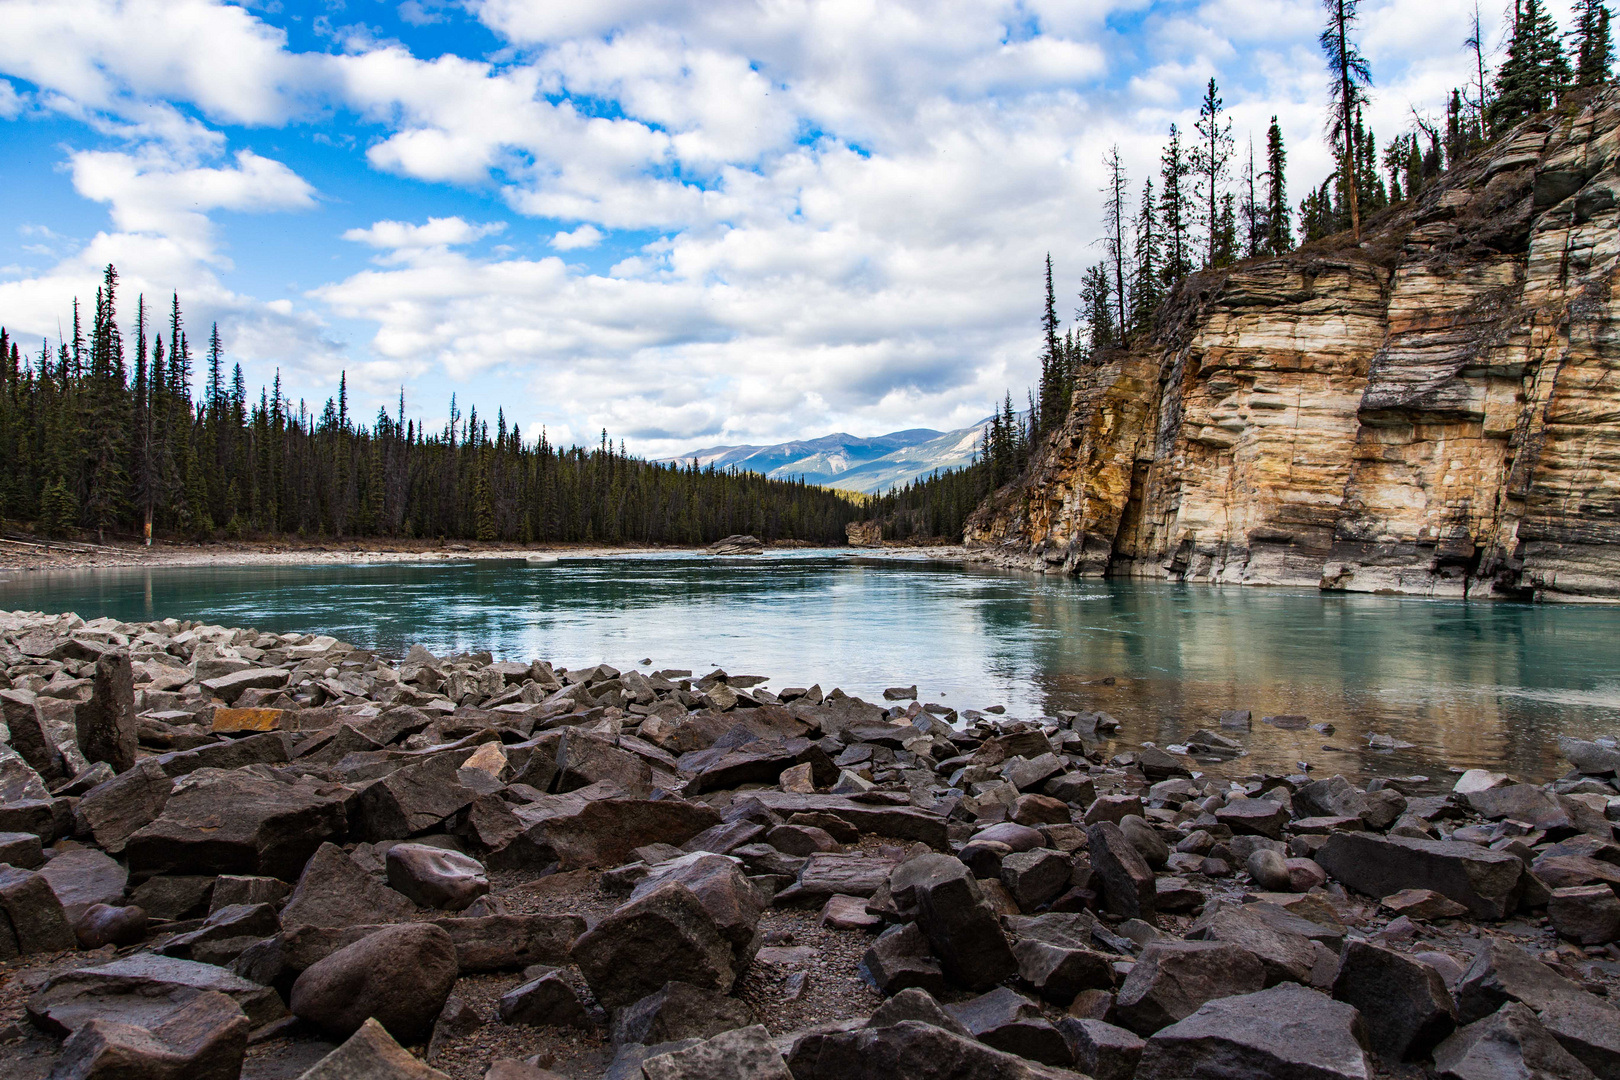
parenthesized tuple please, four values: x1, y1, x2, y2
(661, 421, 986, 493)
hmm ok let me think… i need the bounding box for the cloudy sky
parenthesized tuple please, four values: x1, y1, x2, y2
(0, 0, 1526, 456)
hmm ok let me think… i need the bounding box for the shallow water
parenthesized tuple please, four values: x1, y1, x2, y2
(5, 551, 1619, 784)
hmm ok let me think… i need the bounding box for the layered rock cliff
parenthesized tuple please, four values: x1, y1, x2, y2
(968, 92, 1620, 601)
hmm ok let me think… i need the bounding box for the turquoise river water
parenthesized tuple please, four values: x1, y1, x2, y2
(4, 551, 1619, 784)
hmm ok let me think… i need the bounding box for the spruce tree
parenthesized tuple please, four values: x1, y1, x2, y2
(1321, 0, 1372, 240)
(1574, 0, 1615, 88)
(1240, 140, 1262, 259)
(1078, 263, 1115, 352)
(1160, 125, 1192, 285)
(1102, 146, 1129, 338)
(1131, 179, 1163, 334)
(1037, 255, 1064, 435)
(1264, 118, 1292, 255)
(1192, 78, 1234, 267)
(1492, 0, 1572, 131)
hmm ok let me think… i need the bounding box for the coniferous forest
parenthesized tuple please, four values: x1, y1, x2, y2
(0, 268, 860, 546)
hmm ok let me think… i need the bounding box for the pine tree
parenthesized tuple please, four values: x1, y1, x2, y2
(1078, 263, 1116, 352)
(1574, 0, 1615, 88)
(1192, 77, 1234, 268)
(1240, 140, 1262, 259)
(1264, 118, 1293, 255)
(1160, 125, 1193, 285)
(1492, 0, 1572, 131)
(1212, 193, 1238, 267)
(1102, 146, 1129, 339)
(1036, 255, 1064, 435)
(1321, 0, 1372, 241)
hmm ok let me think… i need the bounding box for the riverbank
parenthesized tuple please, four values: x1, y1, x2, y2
(0, 608, 1617, 1080)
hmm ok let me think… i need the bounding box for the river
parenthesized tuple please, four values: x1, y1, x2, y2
(5, 551, 1618, 783)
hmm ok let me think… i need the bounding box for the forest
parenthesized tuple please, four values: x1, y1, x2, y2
(0, 271, 861, 546)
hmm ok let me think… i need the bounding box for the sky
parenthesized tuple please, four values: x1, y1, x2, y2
(0, 0, 1535, 457)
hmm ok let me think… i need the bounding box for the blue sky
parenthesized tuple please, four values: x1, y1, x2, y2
(0, 0, 1529, 456)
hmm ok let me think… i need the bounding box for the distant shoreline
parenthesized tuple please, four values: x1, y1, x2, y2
(0, 535, 976, 574)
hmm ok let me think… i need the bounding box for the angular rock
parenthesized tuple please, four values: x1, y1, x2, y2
(1538, 994, 1620, 1080)
(788, 1019, 1084, 1080)
(745, 792, 949, 848)
(1012, 938, 1115, 1003)
(1381, 888, 1470, 921)
(1216, 797, 1292, 840)
(386, 843, 490, 911)
(1316, 833, 1524, 919)
(1433, 1002, 1596, 1080)
(609, 981, 754, 1046)
(774, 851, 898, 904)
(73, 758, 173, 853)
(1186, 901, 1317, 986)
(765, 823, 838, 856)
(159, 902, 280, 963)
(210, 875, 289, 912)
(1113, 940, 1268, 1036)
(556, 731, 654, 797)
(0, 829, 44, 868)
(281, 842, 417, 929)
(640, 1024, 791, 1080)
(1560, 737, 1620, 777)
(629, 853, 763, 966)
(573, 880, 738, 1008)
(125, 767, 347, 880)
(291, 922, 459, 1044)
(129, 876, 214, 921)
(1058, 1018, 1144, 1080)
(198, 667, 288, 705)
(947, 986, 1073, 1066)
(38, 846, 128, 923)
(298, 1017, 452, 1080)
(50, 990, 248, 1080)
(1455, 939, 1591, 1024)
(28, 954, 285, 1035)
(866, 988, 971, 1036)
(1548, 885, 1620, 944)
(1000, 848, 1073, 910)
(0, 864, 76, 954)
(1086, 821, 1156, 921)
(355, 753, 478, 841)
(859, 921, 945, 997)
(519, 797, 722, 869)
(820, 893, 881, 930)
(0, 689, 66, 780)
(1331, 940, 1456, 1061)
(497, 968, 592, 1028)
(911, 855, 1017, 991)
(1136, 983, 1372, 1080)
(76, 652, 137, 773)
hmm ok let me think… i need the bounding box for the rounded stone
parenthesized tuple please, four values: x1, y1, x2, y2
(385, 843, 491, 911)
(290, 923, 459, 1044)
(1245, 849, 1291, 892)
(73, 904, 148, 949)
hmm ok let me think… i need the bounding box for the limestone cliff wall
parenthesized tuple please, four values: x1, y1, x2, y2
(967, 93, 1620, 601)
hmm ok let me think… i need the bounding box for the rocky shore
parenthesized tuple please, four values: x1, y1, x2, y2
(0, 608, 1617, 1080)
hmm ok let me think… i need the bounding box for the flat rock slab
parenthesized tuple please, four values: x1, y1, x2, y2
(1316, 832, 1524, 919)
(37, 847, 128, 923)
(1137, 983, 1373, 1080)
(27, 953, 286, 1036)
(788, 1018, 1084, 1080)
(523, 797, 723, 869)
(746, 792, 948, 848)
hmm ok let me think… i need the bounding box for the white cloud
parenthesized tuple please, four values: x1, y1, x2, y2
(344, 217, 506, 262)
(0, 78, 23, 118)
(549, 224, 603, 251)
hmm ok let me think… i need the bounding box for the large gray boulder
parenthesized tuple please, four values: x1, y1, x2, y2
(1136, 983, 1373, 1080)
(1316, 833, 1524, 919)
(641, 1024, 790, 1080)
(1433, 1003, 1596, 1080)
(572, 880, 738, 1008)
(1086, 821, 1156, 920)
(75, 652, 137, 773)
(27, 954, 285, 1035)
(1113, 939, 1267, 1036)
(0, 863, 76, 956)
(910, 854, 1016, 991)
(1331, 940, 1456, 1061)
(290, 923, 459, 1045)
(37, 847, 128, 924)
(49, 990, 249, 1080)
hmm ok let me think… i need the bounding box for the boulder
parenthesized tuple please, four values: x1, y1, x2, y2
(290, 923, 460, 1044)
(210, 875, 290, 912)
(573, 881, 739, 1008)
(1560, 737, 1620, 776)
(38, 846, 128, 924)
(28, 954, 285, 1035)
(1136, 983, 1372, 1080)
(1086, 822, 1156, 921)
(0, 864, 76, 954)
(1186, 902, 1317, 986)
(125, 768, 347, 881)
(866, 988, 971, 1036)
(297, 1017, 452, 1080)
(766, 823, 839, 856)
(0, 689, 66, 779)
(555, 731, 654, 797)
(386, 843, 490, 911)
(640, 1024, 790, 1080)
(1433, 1003, 1596, 1080)
(0, 829, 44, 868)
(610, 981, 754, 1046)
(1548, 885, 1620, 944)
(1455, 939, 1591, 1024)
(496, 968, 593, 1028)
(911, 855, 1017, 991)
(628, 853, 764, 966)
(1331, 940, 1456, 1060)
(520, 797, 722, 869)
(75, 903, 148, 949)
(1000, 849, 1073, 910)
(1537, 994, 1620, 1080)
(129, 876, 214, 921)
(1316, 833, 1523, 919)
(1011, 938, 1115, 1003)
(1058, 1018, 1143, 1080)
(75, 652, 137, 773)
(355, 753, 479, 841)
(49, 990, 248, 1080)
(947, 986, 1073, 1066)
(775, 851, 899, 904)
(1113, 940, 1267, 1036)
(788, 1019, 1084, 1080)
(744, 792, 949, 848)
(159, 902, 280, 964)
(1247, 848, 1292, 891)
(1216, 797, 1291, 840)
(281, 842, 417, 929)
(197, 667, 288, 705)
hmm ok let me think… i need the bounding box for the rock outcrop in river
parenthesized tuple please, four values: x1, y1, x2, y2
(2, 608, 1619, 1079)
(967, 91, 1620, 602)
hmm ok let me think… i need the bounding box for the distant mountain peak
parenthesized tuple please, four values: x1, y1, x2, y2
(660, 422, 985, 493)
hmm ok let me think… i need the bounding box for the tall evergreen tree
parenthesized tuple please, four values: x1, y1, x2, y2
(1492, 0, 1572, 131)
(1101, 146, 1129, 338)
(1264, 118, 1293, 255)
(1131, 178, 1163, 334)
(1160, 124, 1193, 286)
(1078, 263, 1116, 353)
(1037, 256, 1064, 435)
(1574, 0, 1615, 87)
(1192, 77, 1234, 267)
(1240, 140, 1262, 259)
(1321, 0, 1372, 240)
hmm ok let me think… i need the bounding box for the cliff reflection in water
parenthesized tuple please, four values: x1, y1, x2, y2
(3, 553, 1616, 784)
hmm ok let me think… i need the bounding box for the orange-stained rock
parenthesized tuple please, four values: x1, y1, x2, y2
(211, 708, 284, 733)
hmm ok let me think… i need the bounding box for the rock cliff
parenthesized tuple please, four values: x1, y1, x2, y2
(967, 92, 1620, 601)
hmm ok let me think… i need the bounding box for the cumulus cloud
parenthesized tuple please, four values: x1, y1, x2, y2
(549, 224, 603, 251)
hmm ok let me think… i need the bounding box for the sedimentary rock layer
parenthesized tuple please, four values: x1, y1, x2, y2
(968, 92, 1620, 601)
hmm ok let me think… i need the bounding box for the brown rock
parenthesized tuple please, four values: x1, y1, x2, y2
(290, 923, 459, 1044)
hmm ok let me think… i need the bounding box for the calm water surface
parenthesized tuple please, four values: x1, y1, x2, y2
(4, 551, 1619, 783)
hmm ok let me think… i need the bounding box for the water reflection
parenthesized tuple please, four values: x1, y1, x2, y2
(3, 552, 1617, 783)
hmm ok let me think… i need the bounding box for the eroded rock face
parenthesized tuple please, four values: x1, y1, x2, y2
(968, 95, 1620, 602)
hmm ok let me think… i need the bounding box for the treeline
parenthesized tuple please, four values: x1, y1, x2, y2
(859, 462, 992, 543)
(0, 267, 861, 545)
